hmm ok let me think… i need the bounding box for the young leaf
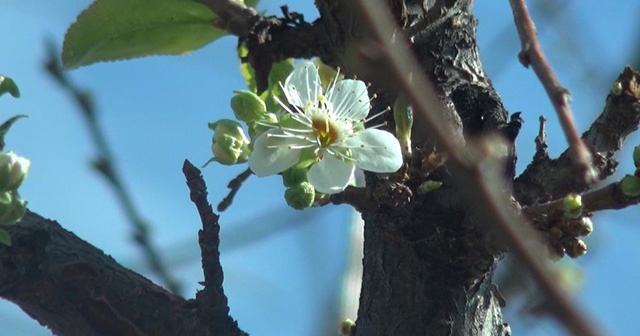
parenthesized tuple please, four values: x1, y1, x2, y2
(0, 76, 20, 98)
(245, 0, 261, 8)
(0, 115, 27, 152)
(63, 0, 228, 69)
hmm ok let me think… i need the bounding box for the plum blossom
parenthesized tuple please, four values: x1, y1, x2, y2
(248, 61, 402, 194)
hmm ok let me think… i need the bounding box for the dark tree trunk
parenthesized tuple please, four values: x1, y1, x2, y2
(2, 0, 577, 335)
(315, 1, 514, 335)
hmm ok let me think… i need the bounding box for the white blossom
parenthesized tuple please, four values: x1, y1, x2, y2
(248, 61, 402, 194)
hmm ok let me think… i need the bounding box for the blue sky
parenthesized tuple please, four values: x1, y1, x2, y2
(1, 1, 639, 335)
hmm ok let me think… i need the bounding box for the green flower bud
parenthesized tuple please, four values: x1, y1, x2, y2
(340, 319, 355, 336)
(285, 182, 315, 210)
(207, 119, 251, 166)
(417, 180, 442, 194)
(565, 216, 593, 237)
(563, 193, 583, 219)
(564, 238, 587, 258)
(633, 145, 640, 169)
(0, 151, 30, 192)
(230, 90, 267, 123)
(620, 174, 640, 197)
(611, 81, 623, 96)
(578, 217, 593, 236)
(393, 95, 413, 156)
(282, 167, 308, 187)
(0, 190, 26, 226)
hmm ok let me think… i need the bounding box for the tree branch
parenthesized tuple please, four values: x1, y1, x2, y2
(196, 1, 332, 93)
(352, 0, 602, 335)
(183, 160, 246, 336)
(196, 0, 261, 36)
(0, 163, 247, 336)
(515, 66, 640, 205)
(43, 40, 181, 294)
(508, 0, 594, 182)
(525, 181, 640, 220)
(0, 211, 207, 336)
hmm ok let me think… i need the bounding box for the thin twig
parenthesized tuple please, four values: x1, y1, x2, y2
(43, 40, 181, 294)
(525, 182, 640, 220)
(534, 115, 548, 157)
(195, 0, 260, 36)
(508, 0, 595, 183)
(352, 1, 603, 335)
(182, 160, 246, 335)
(217, 168, 252, 212)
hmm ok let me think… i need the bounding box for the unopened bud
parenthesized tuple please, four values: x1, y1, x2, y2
(230, 90, 267, 123)
(563, 193, 583, 219)
(282, 167, 308, 187)
(206, 119, 250, 166)
(0, 151, 30, 191)
(564, 238, 587, 258)
(284, 182, 315, 210)
(0, 190, 26, 226)
(340, 319, 355, 336)
(611, 81, 623, 96)
(393, 96, 413, 156)
(417, 180, 442, 194)
(620, 175, 640, 197)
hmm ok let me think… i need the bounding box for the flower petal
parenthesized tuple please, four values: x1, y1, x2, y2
(248, 130, 303, 176)
(307, 153, 355, 194)
(345, 129, 403, 173)
(284, 61, 321, 109)
(327, 79, 369, 121)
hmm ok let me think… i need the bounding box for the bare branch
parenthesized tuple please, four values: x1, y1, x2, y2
(515, 66, 640, 205)
(183, 160, 246, 335)
(508, 0, 595, 183)
(352, 0, 603, 335)
(0, 211, 205, 336)
(525, 181, 640, 220)
(217, 168, 252, 212)
(195, 0, 260, 36)
(43, 40, 181, 294)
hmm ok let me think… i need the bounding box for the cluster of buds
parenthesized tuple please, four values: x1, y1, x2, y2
(547, 194, 592, 260)
(0, 152, 29, 241)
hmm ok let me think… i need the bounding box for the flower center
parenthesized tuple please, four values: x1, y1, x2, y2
(311, 114, 339, 148)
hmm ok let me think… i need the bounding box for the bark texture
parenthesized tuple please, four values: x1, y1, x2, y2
(314, 1, 514, 334)
(2, 1, 639, 335)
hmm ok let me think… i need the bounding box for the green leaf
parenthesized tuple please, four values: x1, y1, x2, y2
(0, 228, 10, 246)
(0, 115, 27, 152)
(238, 44, 257, 92)
(0, 76, 20, 98)
(621, 174, 640, 197)
(63, 0, 228, 69)
(245, 0, 260, 8)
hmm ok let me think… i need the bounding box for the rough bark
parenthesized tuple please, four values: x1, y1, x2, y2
(314, 1, 513, 335)
(2, 1, 639, 335)
(0, 211, 196, 336)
